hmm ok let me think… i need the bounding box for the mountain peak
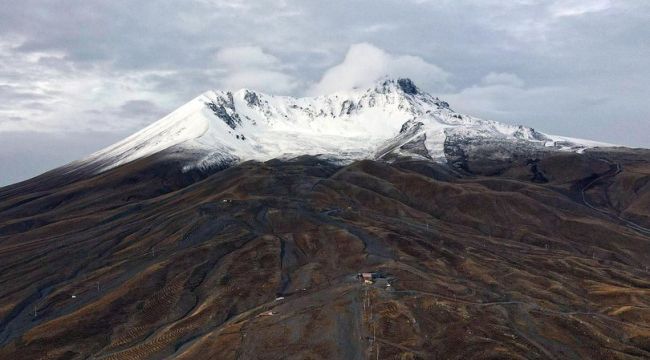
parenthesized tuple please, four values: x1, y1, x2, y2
(397, 78, 419, 94)
(371, 77, 420, 96)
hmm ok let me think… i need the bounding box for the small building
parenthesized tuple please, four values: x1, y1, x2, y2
(357, 272, 375, 284)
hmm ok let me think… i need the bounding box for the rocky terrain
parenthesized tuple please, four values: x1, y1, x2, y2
(1, 146, 649, 359)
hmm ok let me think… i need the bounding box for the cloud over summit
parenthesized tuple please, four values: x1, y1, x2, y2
(308, 43, 450, 95)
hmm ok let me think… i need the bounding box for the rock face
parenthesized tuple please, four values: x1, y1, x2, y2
(1, 146, 650, 359)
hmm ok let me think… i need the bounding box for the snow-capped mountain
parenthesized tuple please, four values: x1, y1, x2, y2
(79, 78, 613, 174)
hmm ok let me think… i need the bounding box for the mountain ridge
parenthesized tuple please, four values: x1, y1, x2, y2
(75, 77, 614, 176)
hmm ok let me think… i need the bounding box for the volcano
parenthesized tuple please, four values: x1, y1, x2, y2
(1, 79, 649, 359)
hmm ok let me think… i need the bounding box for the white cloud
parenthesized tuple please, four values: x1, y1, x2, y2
(0, 37, 174, 133)
(213, 46, 298, 94)
(220, 69, 298, 94)
(439, 72, 629, 144)
(441, 71, 575, 123)
(442, 82, 557, 119)
(471, 0, 619, 44)
(307, 43, 450, 95)
(549, 0, 612, 17)
(481, 72, 525, 88)
(356, 23, 399, 34)
(215, 46, 280, 68)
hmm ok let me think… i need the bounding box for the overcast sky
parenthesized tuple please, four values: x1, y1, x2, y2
(1, 0, 649, 185)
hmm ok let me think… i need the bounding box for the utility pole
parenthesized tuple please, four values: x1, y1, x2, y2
(364, 287, 370, 307)
(373, 323, 376, 353)
(376, 342, 379, 360)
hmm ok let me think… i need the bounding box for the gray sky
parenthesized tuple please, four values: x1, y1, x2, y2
(1, 0, 649, 185)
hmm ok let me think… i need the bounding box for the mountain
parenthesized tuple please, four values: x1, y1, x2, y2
(1, 79, 649, 360)
(76, 78, 611, 176)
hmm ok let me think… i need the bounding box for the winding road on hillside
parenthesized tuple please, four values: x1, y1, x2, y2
(580, 160, 650, 236)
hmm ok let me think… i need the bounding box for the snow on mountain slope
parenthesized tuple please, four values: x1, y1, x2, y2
(79, 78, 614, 173)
